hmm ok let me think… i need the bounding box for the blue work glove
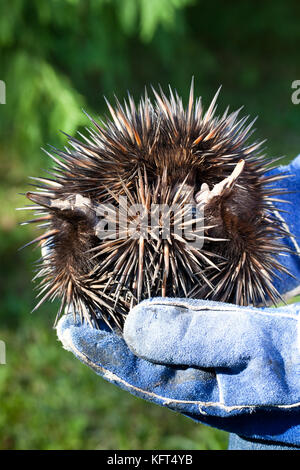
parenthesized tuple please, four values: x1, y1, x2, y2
(56, 156, 300, 447)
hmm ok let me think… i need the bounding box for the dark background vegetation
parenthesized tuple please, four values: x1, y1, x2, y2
(1, 0, 300, 450)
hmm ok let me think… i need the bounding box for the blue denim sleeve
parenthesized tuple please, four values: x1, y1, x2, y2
(266, 155, 300, 297)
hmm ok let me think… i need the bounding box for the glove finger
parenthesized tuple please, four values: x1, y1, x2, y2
(123, 297, 299, 369)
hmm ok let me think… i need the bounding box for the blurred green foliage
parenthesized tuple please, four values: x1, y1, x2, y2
(1, 0, 300, 450)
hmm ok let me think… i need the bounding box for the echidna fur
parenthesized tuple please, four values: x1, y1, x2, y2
(22, 82, 294, 330)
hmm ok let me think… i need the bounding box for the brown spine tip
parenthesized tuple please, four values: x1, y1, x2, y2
(26, 192, 53, 208)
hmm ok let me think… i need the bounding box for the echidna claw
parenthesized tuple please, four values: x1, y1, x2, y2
(195, 159, 245, 205)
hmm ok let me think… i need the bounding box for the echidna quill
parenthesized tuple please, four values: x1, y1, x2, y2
(22, 82, 293, 330)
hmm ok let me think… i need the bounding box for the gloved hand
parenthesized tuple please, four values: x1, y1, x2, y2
(57, 298, 300, 446)
(56, 156, 300, 447)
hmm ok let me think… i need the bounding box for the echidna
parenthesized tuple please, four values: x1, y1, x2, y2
(22, 82, 293, 330)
